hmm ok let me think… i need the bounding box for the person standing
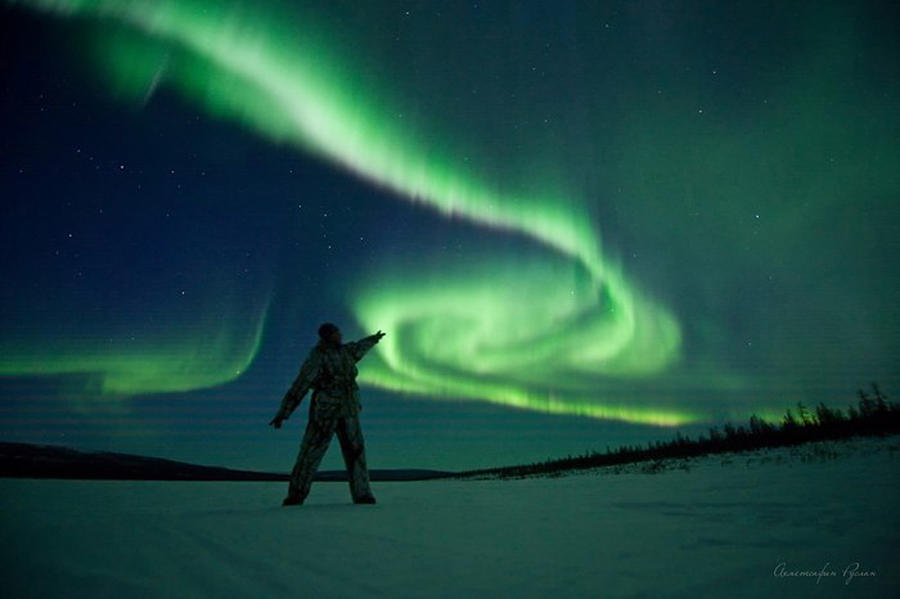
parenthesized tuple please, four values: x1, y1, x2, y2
(270, 323, 385, 506)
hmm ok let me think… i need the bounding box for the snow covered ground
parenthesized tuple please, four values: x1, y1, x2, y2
(2, 435, 898, 598)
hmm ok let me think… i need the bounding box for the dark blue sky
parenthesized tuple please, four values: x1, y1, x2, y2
(2, 1, 898, 472)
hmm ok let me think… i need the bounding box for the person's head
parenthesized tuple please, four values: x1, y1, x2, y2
(318, 322, 342, 345)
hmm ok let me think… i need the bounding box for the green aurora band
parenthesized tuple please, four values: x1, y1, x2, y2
(8, 0, 694, 425)
(0, 292, 270, 398)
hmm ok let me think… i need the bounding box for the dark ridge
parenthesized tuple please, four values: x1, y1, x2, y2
(5, 383, 896, 483)
(0, 442, 454, 482)
(453, 382, 900, 479)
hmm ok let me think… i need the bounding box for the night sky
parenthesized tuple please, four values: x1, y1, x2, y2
(2, 0, 898, 472)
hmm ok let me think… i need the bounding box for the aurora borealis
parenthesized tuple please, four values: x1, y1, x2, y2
(1, 1, 898, 470)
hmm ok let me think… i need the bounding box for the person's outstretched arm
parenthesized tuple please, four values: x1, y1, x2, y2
(345, 330, 386, 362)
(269, 349, 322, 428)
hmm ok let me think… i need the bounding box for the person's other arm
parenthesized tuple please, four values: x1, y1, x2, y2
(269, 349, 322, 428)
(345, 330, 386, 362)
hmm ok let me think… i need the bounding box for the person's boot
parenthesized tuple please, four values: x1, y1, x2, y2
(282, 493, 303, 507)
(354, 494, 376, 504)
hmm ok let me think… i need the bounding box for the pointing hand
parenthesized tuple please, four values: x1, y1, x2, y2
(374, 330, 386, 342)
(269, 416, 283, 429)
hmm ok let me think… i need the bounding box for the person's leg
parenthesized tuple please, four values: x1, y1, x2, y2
(286, 406, 337, 504)
(336, 413, 374, 502)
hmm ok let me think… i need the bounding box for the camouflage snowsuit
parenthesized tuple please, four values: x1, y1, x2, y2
(275, 334, 381, 502)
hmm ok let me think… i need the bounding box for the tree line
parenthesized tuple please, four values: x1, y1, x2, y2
(454, 383, 899, 479)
